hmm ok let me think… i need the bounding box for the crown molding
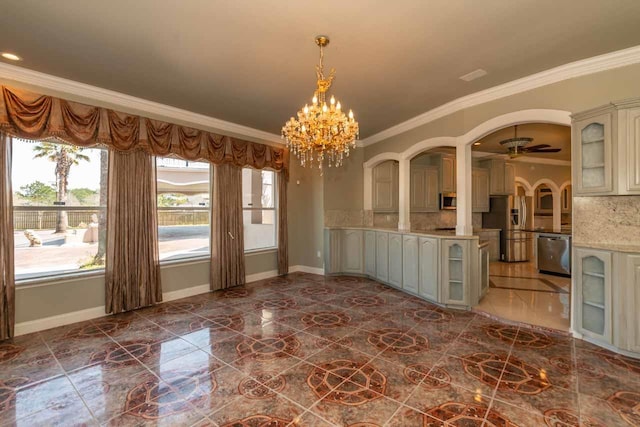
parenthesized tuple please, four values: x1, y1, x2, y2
(361, 44, 640, 147)
(0, 62, 284, 145)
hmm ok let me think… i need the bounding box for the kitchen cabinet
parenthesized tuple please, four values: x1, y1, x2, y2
(573, 113, 613, 195)
(364, 231, 376, 277)
(376, 232, 389, 282)
(419, 237, 439, 301)
(572, 98, 640, 196)
(472, 168, 490, 212)
(341, 229, 364, 274)
(372, 161, 399, 211)
(442, 239, 469, 306)
(482, 159, 515, 195)
(402, 235, 419, 294)
(440, 155, 456, 193)
(574, 248, 612, 343)
(388, 233, 403, 288)
(476, 230, 500, 262)
(324, 229, 342, 274)
(410, 165, 439, 212)
(479, 243, 490, 299)
(616, 253, 640, 353)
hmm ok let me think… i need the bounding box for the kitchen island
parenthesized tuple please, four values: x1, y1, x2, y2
(324, 227, 489, 310)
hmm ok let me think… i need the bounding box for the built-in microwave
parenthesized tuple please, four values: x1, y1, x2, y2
(440, 193, 457, 210)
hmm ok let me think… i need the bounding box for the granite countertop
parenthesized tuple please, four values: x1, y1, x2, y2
(573, 241, 640, 253)
(325, 226, 479, 240)
(524, 229, 572, 236)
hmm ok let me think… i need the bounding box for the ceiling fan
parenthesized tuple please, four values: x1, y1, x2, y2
(499, 125, 562, 158)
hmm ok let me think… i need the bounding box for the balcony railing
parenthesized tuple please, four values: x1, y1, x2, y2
(13, 206, 209, 230)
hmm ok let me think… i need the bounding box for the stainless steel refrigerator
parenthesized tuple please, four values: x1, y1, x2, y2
(482, 195, 531, 262)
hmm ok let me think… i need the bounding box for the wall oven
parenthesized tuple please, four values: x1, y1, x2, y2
(440, 193, 457, 210)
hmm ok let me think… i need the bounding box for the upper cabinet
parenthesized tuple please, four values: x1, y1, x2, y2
(572, 98, 640, 196)
(410, 165, 439, 212)
(481, 159, 515, 195)
(440, 155, 456, 193)
(372, 161, 399, 211)
(472, 168, 490, 213)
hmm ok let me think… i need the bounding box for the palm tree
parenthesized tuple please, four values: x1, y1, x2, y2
(32, 142, 90, 233)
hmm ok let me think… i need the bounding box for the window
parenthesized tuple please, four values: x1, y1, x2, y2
(156, 158, 210, 261)
(12, 140, 108, 280)
(242, 168, 277, 251)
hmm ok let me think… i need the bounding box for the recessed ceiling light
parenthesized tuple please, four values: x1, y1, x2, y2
(460, 69, 487, 82)
(1, 52, 21, 61)
(473, 142, 482, 146)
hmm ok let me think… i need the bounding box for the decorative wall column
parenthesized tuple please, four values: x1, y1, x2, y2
(456, 142, 473, 236)
(398, 158, 411, 230)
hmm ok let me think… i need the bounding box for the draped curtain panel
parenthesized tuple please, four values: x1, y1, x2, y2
(0, 133, 15, 339)
(211, 164, 245, 290)
(105, 150, 162, 313)
(277, 173, 289, 275)
(0, 86, 289, 177)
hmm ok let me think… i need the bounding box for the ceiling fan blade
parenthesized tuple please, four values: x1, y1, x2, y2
(523, 144, 551, 150)
(525, 148, 562, 153)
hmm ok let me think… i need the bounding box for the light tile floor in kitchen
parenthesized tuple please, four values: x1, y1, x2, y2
(474, 261, 572, 331)
(1, 272, 638, 426)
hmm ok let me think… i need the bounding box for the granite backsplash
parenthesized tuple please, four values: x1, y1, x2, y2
(573, 196, 640, 247)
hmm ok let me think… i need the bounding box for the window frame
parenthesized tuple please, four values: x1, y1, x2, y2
(155, 157, 212, 264)
(242, 168, 278, 253)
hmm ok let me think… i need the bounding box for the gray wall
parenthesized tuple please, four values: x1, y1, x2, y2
(365, 63, 640, 159)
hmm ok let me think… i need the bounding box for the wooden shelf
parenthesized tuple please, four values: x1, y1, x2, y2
(583, 300, 605, 310)
(583, 271, 605, 279)
(581, 139, 604, 145)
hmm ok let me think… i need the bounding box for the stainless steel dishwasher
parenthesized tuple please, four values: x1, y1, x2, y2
(537, 234, 571, 276)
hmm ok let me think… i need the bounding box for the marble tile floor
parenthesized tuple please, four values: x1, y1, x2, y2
(1, 272, 639, 426)
(475, 262, 572, 331)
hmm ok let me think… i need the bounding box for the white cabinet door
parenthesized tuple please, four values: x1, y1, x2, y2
(504, 163, 515, 195)
(364, 231, 376, 277)
(388, 233, 403, 287)
(425, 167, 440, 211)
(324, 229, 342, 274)
(376, 232, 389, 283)
(402, 235, 419, 294)
(373, 161, 399, 212)
(442, 240, 469, 306)
(573, 114, 614, 195)
(622, 107, 640, 193)
(489, 159, 505, 195)
(410, 167, 427, 211)
(441, 156, 456, 193)
(418, 237, 439, 301)
(574, 248, 612, 343)
(472, 168, 490, 212)
(341, 230, 364, 274)
(616, 253, 640, 352)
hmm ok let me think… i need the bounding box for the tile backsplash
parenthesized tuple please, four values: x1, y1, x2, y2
(573, 196, 640, 246)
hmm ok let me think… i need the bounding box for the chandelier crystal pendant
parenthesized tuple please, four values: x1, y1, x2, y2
(281, 35, 359, 170)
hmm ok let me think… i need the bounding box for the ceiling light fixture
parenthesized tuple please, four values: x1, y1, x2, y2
(1, 52, 21, 61)
(499, 125, 561, 158)
(473, 142, 481, 146)
(282, 35, 359, 170)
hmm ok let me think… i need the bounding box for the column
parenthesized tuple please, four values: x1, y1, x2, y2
(456, 142, 473, 236)
(552, 192, 562, 232)
(398, 158, 411, 231)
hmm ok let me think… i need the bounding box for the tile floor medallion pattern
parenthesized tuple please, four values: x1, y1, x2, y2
(1, 272, 639, 425)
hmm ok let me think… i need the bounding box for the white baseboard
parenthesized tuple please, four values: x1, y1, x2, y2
(15, 283, 211, 336)
(162, 284, 210, 302)
(290, 265, 325, 275)
(246, 269, 279, 283)
(15, 306, 107, 336)
(14, 266, 325, 336)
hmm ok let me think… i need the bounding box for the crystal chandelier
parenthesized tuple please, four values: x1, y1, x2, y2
(281, 35, 359, 170)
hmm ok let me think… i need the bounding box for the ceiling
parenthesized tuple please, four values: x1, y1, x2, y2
(472, 123, 571, 161)
(1, 1, 640, 139)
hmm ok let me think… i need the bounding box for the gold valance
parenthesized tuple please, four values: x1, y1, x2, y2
(0, 86, 288, 177)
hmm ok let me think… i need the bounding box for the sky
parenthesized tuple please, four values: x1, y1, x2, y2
(12, 140, 102, 191)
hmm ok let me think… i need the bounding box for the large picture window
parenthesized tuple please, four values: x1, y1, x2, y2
(242, 168, 277, 251)
(156, 158, 210, 261)
(12, 140, 108, 280)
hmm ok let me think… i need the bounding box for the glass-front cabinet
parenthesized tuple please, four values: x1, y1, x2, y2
(574, 248, 612, 343)
(573, 113, 613, 195)
(442, 239, 469, 306)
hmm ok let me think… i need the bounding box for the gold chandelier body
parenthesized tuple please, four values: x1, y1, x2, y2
(282, 36, 359, 170)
